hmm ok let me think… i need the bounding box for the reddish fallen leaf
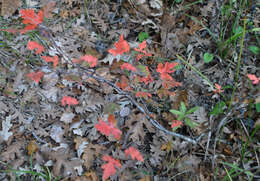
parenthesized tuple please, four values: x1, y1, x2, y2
(121, 63, 137, 72)
(27, 41, 44, 54)
(247, 74, 260, 85)
(214, 83, 224, 94)
(42, 55, 59, 68)
(136, 91, 152, 99)
(95, 119, 122, 140)
(108, 35, 130, 56)
(26, 71, 44, 84)
(125, 146, 144, 162)
(108, 114, 117, 125)
(20, 9, 43, 34)
(116, 75, 132, 91)
(80, 55, 98, 67)
(134, 40, 152, 61)
(101, 155, 121, 180)
(41, 1, 56, 18)
(156, 62, 178, 81)
(61, 96, 78, 106)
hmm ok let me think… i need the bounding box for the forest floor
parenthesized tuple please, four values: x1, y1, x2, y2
(0, 0, 259, 180)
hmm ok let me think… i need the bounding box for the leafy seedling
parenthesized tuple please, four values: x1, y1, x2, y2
(203, 52, 214, 63)
(170, 102, 199, 128)
(138, 32, 149, 42)
(249, 45, 260, 55)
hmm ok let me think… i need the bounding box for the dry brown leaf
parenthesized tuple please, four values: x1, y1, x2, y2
(81, 143, 104, 169)
(27, 140, 38, 156)
(1, 0, 21, 17)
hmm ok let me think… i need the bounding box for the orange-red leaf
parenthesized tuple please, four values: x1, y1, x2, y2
(20, 9, 43, 34)
(171, 120, 183, 129)
(27, 41, 44, 54)
(95, 119, 122, 140)
(79, 55, 98, 67)
(136, 91, 152, 99)
(156, 62, 178, 81)
(42, 55, 59, 68)
(214, 83, 224, 94)
(61, 96, 78, 106)
(247, 74, 260, 85)
(125, 147, 144, 162)
(108, 35, 130, 56)
(121, 63, 137, 72)
(101, 155, 121, 180)
(134, 40, 152, 61)
(26, 71, 44, 84)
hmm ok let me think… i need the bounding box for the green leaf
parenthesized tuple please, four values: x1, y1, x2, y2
(256, 103, 260, 113)
(249, 45, 260, 55)
(178, 115, 185, 121)
(170, 109, 183, 115)
(180, 102, 186, 113)
(186, 106, 199, 114)
(137, 65, 149, 76)
(203, 52, 214, 63)
(184, 118, 198, 128)
(175, 0, 182, 3)
(210, 101, 226, 116)
(138, 32, 149, 42)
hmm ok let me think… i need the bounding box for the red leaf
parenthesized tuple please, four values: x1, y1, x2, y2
(125, 147, 144, 162)
(108, 114, 117, 125)
(247, 74, 260, 85)
(20, 9, 43, 34)
(171, 120, 183, 129)
(136, 91, 152, 99)
(121, 63, 137, 72)
(42, 55, 59, 68)
(214, 83, 224, 94)
(101, 155, 121, 180)
(156, 62, 178, 81)
(0, 29, 19, 34)
(26, 71, 44, 84)
(61, 96, 78, 106)
(108, 35, 130, 56)
(134, 40, 152, 61)
(79, 55, 98, 67)
(95, 119, 122, 140)
(138, 66, 153, 85)
(116, 75, 132, 91)
(27, 41, 44, 54)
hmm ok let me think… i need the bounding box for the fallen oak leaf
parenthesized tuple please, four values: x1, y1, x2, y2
(61, 96, 78, 106)
(27, 41, 44, 54)
(26, 71, 44, 84)
(101, 155, 121, 180)
(125, 146, 144, 162)
(42, 55, 59, 68)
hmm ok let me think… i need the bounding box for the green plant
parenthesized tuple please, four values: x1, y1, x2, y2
(203, 52, 214, 63)
(170, 102, 199, 129)
(248, 45, 260, 55)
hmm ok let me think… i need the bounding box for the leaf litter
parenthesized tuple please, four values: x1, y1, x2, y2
(0, 0, 259, 180)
